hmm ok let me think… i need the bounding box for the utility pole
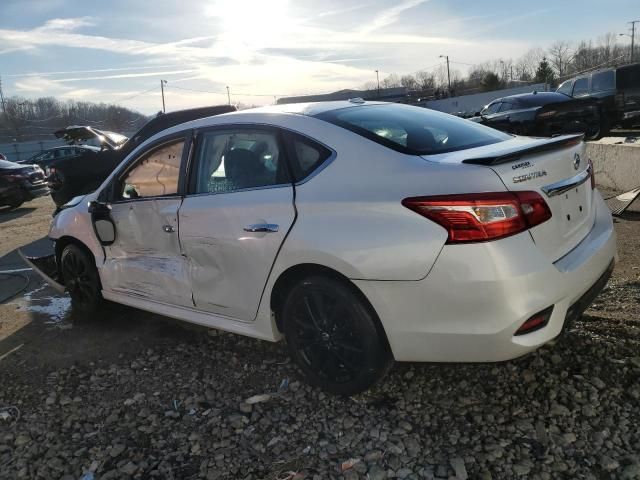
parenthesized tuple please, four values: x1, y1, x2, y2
(375, 70, 380, 98)
(439, 55, 451, 93)
(510, 65, 514, 85)
(631, 20, 639, 62)
(160, 79, 167, 113)
(0, 76, 6, 114)
(226, 86, 231, 105)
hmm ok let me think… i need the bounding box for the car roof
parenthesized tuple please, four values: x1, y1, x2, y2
(229, 100, 389, 117)
(498, 92, 569, 102)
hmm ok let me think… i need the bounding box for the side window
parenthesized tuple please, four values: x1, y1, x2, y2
(483, 102, 501, 115)
(557, 80, 573, 96)
(498, 102, 514, 112)
(121, 139, 184, 199)
(286, 133, 333, 182)
(591, 71, 615, 92)
(192, 129, 288, 194)
(572, 78, 589, 96)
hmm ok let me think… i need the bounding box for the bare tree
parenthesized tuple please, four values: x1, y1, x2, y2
(548, 40, 574, 77)
(0, 96, 147, 142)
(414, 70, 435, 90)
(380, 74, 401, 89)
(400, 74, 418, 90)
(516, 47, 545, 80)
(362, 81, 378, 91)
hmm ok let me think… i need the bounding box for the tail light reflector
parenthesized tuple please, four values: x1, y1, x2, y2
(402, 191, 552, 244)
(515, 307, 554, 335)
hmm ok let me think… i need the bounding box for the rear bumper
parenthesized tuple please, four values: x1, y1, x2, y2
(354, 190, 617, 362)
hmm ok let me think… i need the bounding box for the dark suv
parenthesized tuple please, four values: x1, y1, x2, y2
(48, 105, 237, 208)
(556, 63, 640, 133)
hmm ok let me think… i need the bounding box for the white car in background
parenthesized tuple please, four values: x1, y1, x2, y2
(24, 100, 617, 395)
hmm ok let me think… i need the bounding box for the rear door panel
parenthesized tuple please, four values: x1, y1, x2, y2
(179, 188, 295, 321)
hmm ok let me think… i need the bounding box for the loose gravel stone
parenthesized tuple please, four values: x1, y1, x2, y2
(0, 286, 638, 480)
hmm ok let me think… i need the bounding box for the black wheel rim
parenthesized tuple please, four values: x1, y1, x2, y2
(290, 287, 365, 384)
(63, 251, 96, 306)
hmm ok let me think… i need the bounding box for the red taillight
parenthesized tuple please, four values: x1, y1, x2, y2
(588, 158, 595, 189)
(402, 191, 552, 244)
(515, 307, 554, 335)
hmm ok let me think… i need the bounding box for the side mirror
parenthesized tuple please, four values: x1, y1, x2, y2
(88, 201, 116, 245)
(475, 111, 482, 117)
(88, 200, 111, 214)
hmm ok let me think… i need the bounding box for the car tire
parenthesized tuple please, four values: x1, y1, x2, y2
(60, 244, 103, 315)
(282, 275, 393, 396)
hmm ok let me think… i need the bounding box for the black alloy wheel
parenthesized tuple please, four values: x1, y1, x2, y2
(60, 244, 103, 314)
(282, 275, 392, 396)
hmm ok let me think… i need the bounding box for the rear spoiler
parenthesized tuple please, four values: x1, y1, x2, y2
(463, 134, 584, 166)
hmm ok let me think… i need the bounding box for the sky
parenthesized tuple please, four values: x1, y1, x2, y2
(0, 0, 637, 114)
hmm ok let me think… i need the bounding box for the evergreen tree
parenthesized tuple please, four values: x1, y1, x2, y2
(534, 57, 556, 85)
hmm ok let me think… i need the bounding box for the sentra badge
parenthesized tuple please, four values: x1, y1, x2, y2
(513, 171, 547, 183)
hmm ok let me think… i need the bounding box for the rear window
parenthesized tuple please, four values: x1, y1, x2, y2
(315, 104, 510, 155)
(591, 71, 615, 92)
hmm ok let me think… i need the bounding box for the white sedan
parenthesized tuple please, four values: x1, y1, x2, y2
(26, 100, 616, 395)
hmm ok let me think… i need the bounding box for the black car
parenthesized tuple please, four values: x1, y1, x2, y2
(48, 104, 237, 208)
(19, 145, 101, 170)
(470, 91, 601, 139)
(556, 63, 640, 133)
(0, 159, 49, 210)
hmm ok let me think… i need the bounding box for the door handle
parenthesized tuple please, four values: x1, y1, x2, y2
(243, 223, 279, 233)
(163, 225, 176, 233)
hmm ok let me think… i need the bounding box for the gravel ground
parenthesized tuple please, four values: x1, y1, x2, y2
(1, 196, 639, 480)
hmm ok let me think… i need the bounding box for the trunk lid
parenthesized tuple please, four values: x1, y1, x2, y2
(424, 134, 595, 262)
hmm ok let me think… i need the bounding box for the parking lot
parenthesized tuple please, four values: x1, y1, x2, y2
(0, 194, 639, 480)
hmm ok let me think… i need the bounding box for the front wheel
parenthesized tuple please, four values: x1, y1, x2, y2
(282, 275, 393, 396)
(60, 244, 103, 315)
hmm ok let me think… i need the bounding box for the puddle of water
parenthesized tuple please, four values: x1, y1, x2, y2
(12, 284, 72, 328)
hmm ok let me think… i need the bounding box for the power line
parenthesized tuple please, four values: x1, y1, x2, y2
(115, 86, 158, 103)
(449, 60, 477, 67)
(168, 85, 227, 95)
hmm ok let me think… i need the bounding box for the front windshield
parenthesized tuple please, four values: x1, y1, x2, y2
(315, 103, 510, 155)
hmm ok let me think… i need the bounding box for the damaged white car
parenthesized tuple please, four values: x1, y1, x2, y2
(23, 101, 617, 395)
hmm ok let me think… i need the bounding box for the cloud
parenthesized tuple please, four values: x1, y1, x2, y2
(360, 0, 428, 34)
(55, 69, 197, 82)
(40, 17, 95, 31)
(315, 5, 366, 18)
(13, 76, 62, 93)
